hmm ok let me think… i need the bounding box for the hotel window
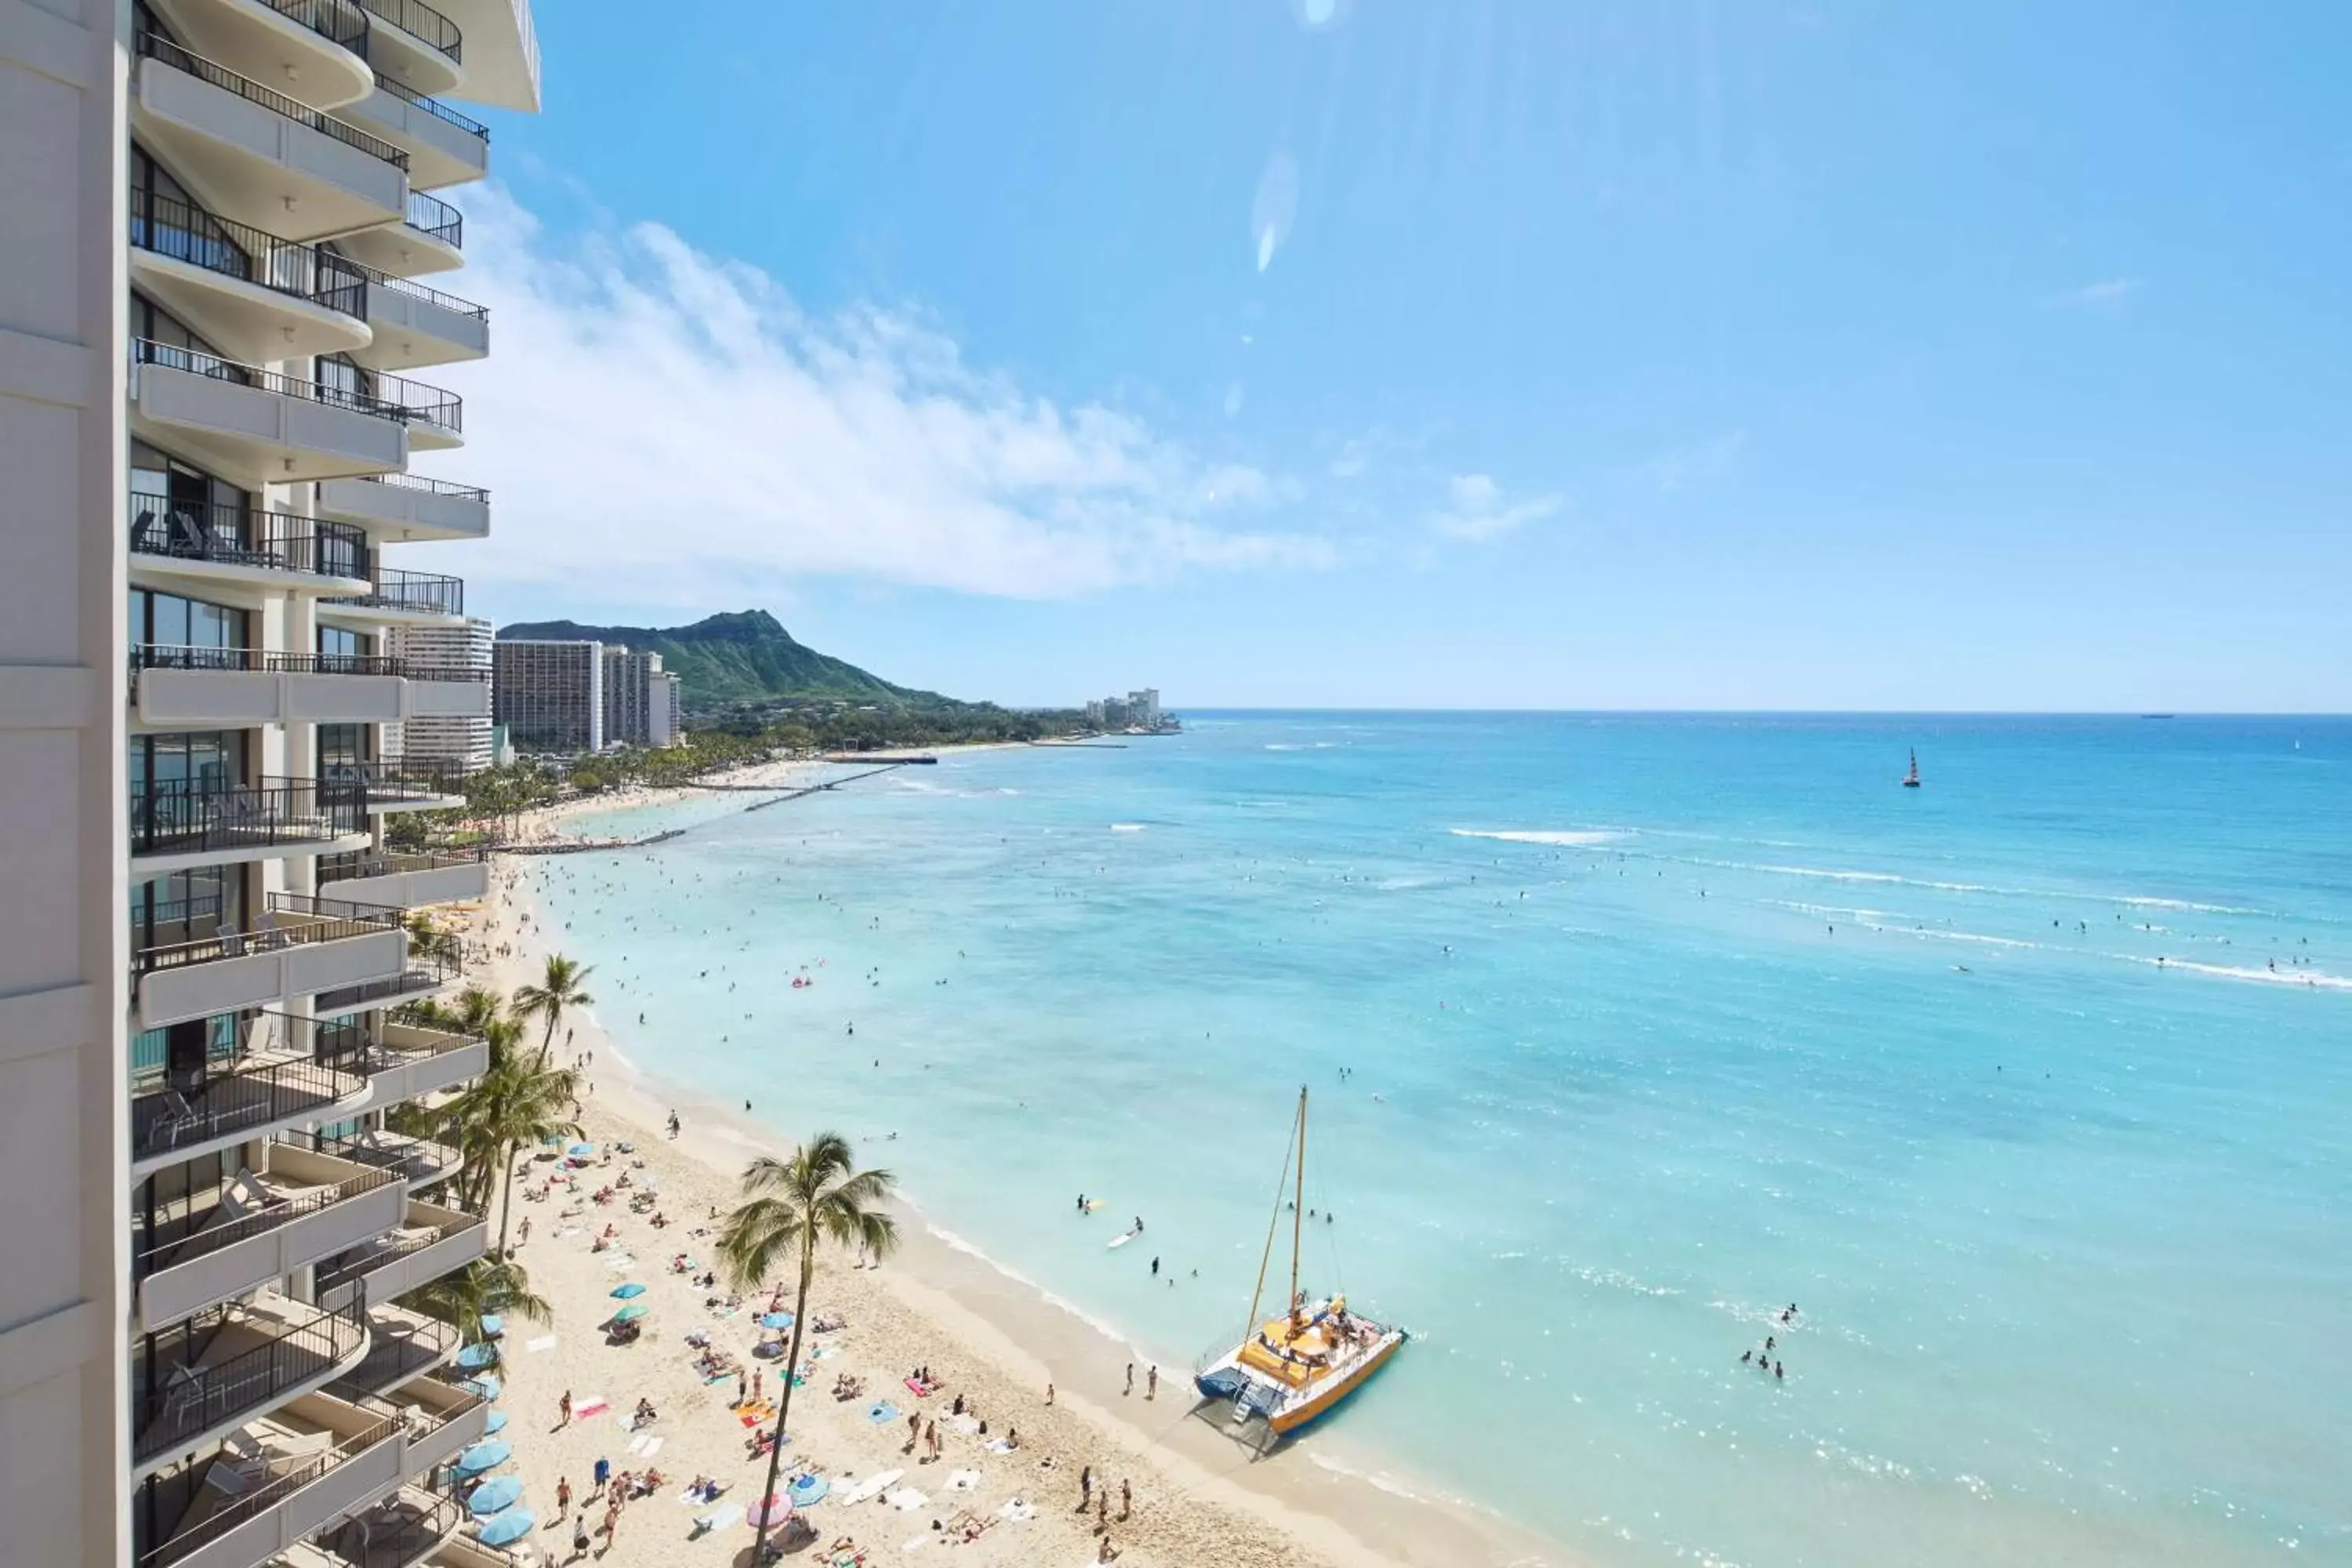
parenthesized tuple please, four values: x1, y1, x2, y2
(129, 731, 247, 797)
(318, 721, 372, 784)
(131, 292, 240, 379)
(127, 862, 245, 962)
(129, 586, 248, 659)
(316, 350, 371, 408)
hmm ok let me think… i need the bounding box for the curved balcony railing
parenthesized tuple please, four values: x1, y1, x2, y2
(323, 566, 466, 616)
(132, 1163, 403, 1291)
(129, 775, 368, 858)
(355, 472, 488, 503)
(257, 0, 372, 55)
(315, 951, 461, 1014)
(130, 496, 371, 580)
(324, 760, 474, 798)
(361, 366, 464, 437)
(131, 1054, 368, 1160)
(130, 187, 368, 318)
(132, 891, 402, 976)
(404, 188, 462, 249)
(318, 845, 488, 890)
(301, 1130, 459, 1186)
(134, 337, 412, 423)
(354, 0, 459, 61)
(133, 1300, 369, 1463)
(136, 31, 408, 172)
(139, 1410, 405, 1568)
(376, 71, 488, 140)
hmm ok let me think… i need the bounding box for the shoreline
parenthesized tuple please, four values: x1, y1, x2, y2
(466, 793, 1572, 1568)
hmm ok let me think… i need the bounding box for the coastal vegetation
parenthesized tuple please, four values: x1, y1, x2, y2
(717, 1134, 901, 1555)
(496, 609, 935, 711)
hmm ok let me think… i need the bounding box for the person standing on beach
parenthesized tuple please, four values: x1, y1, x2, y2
(1079, 1466, 1092, 1509)
(557, 1389, 572, 1428)
(1123, 1362, 1134, 1396)
(1120, 1479, 1132, 1520)
(906, 1410, 921, 1452)
(570, 1513, 590, 1563)
(557, 1476, 572, 1516)
(1146, 1365, 1157, 1400)
(1046, 1381, 1055, 1406)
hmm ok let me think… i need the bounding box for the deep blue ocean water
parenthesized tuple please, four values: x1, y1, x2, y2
(525, 713, 2351, 1566)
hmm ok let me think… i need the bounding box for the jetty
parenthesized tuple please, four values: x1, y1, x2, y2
(741, 762, 909, 811)
(497, 828, 686, 855)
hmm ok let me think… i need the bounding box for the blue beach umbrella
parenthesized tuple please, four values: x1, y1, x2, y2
(610, 1283, 646, 1299)
(476, 1508, 535, 1546)
(612, 1303, 648, 1323)
(568, 1142, 595, 1156)
(482, 1410, 507, 1436)
(455, 1342, 499, 1370)
(759, 1312, 793, 1330)
(788, 1472, 829, 1507)
(459, 1373, 501, 1401)
(479, 1313, 503, 1338)
(455, 1440, 510, 1475)
(466, 1475, 524, 1515)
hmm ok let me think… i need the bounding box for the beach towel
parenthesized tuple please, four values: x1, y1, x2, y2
(641, 1437, 662, 1457)
(865, 1400, 898, 1425)
(995, 1498, 1035, 1523)
(626, 1434, 650, 1455)
(901, 1377, 936, 1398)
(525, 1335, 559, 1353)
(884, 1487, 927, 1512)
(945, 1470, 980, 1493)
(572, 1396, 610, 1421)
(738, 1401, 776, 1428)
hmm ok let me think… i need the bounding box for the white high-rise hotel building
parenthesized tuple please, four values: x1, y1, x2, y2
(1, 1, 538, 1563)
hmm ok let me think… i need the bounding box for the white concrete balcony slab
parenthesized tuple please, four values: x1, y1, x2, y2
(135, 896, 409, 1033)
(351, 276, 487, 371)
(133, 1295, 372, 1473)
(143, 0, 376, 113)
(309, 1127, 464, 1192)
(333, 79, 487, 191)
(132, 343, 408, 489)
(132, 1051, 373, 1174)
(135, 1149, 408, 1330)
(321, 853, 492, 912)
(424, 0, 535, 111)
(131, 191, 373, 365)
(131, 502, 374, 596)
(293, 1484, 466, 1568)
(129, 647, 485, 728)
(313, 953, 461, 1018)
(390, 1381, 488, 1482)
(318, 565, 467, 626)
(354, 0, 465, 97)
(342, 1303, 460, 1396)
(329, 190, 462, 278)
(315, 474, 488, 542)
(314, 1197, 488, 1312)
(140, 1393, 409, 1568)
(134, 32, 408, 245)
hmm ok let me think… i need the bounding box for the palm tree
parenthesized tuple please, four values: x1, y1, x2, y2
(513, 953, 593, 1072)
(407, 1257, 552, 1356)
(405, 912, 461, 970)
(445, 1014, 583, 1254)
(719, 1135, 898, 1559)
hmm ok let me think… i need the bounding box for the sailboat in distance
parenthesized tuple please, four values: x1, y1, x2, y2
(1903, 748, 1922, 788)
(1192, 1087, 1406, 1446)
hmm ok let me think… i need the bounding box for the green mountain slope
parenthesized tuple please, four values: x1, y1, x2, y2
(495, 610, 943, 709)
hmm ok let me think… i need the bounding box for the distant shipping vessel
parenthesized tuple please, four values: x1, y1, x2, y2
(1903, 749, 1922, 788)
(1193, 1087, 1406, 1445)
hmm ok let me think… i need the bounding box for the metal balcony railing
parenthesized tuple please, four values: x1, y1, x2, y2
(133, 1300, 369, 1464)
(318, 844, 489, 887)
(129, 775, 368, 859)
(130, 495, 370, 580)
(323, 760, 473, 799)
(136, 31, 408, 172)
(133, 337, 409, 423)
(132, 1163, 404, 1290)
(314, 952, 461, 1015)
(404, 188, 462, 249)
(362, 365, 464, 437)
(354, 471, 489, 503)
(130, 187, 369, 318)
(139, 1410, 405, 1568)
(375, 71, 488, 140)
(300, 1130, 457, 1185)
(256, 0, 372, 54)
(311, 1488, 465, 1568)
(314, 1201, 482, 1298)
(132, 891, 402, 976)
(130, 1054, 368, 1160)
(323, 565, 466, 616)
(354, 0, 459, 61)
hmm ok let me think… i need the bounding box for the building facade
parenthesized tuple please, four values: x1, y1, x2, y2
(651, 670, 684, 748)
(387, 617, 495, 774)
(0, 2, 539, 1563)
(492, 638, 602, 754)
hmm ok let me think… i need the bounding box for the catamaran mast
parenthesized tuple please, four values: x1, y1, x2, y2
(1289, 1085, 1307, 1324)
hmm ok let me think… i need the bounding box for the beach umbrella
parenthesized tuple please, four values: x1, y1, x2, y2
(466, 1476, 524, 1516)
(759, 1312, 793, 1330)
(612, 1303, 648, 1323)
(567, 1142, 595, 1156)
(609, 1283, 645, 1299)
(455, 1440, 510, 1475)
(787, 1473, 829, 1507)
(459, 1373, 500, 1401)
(479, 1313, 503, 1338)
(456, 1343, 499, 1370)
(746, 1495, 793, 1530)
(482, 1410, 507, 1436)
(475, 1508, 535, 1547)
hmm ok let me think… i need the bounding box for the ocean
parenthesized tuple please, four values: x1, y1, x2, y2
(522, 713, 2351, 1567)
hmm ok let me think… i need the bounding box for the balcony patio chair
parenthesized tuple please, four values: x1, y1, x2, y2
(216, 923, 245, 959)
(144, 1088, 212, 1154)
(156, 1361, 211, 1432)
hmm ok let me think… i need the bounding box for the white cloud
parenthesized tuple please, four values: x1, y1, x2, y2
(1632, 430, 1748, 494)
(1427, 472, 1563, 543)
(2064, 276, 2140, 307)
(405, 189, 1335, 604)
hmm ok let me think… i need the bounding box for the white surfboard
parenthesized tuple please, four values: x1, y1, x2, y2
(1108, 1231, 1137, 1250)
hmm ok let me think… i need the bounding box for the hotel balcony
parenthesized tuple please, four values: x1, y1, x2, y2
(326, 760, 473, 814)
(314, 473, 488, 543)
(319, 848, 491, 910)
(335, 76, 486, 191)
(132, 499, 372, 596)
(352, 274, 488, 372)
(385, 1377, 489, 1482)
(129, 775, 372, 879)
(321, 1013, 488, 1104)
(134, 1296, 372, 1473)
(131, 189, 372, 364)
(131, 644, 488, 728)
(133, 32, 408, 246)
(305, 1127, 463, 1192)
(131, 339, 408, 488)
(352, 0, 466, 97)
(421, 0, 535, 111)
(338, 1302, 459, 1396)
(141, 0, 376, 114)
(136, 1393, 409, 1568)
(314, 950, 461, 1018)
(291, 1485, 466, 1568)
(314, 1196, 488, 1313)
(132, 1049, 372, 1174)
(134, 1144, 408, 1330)
(320, 566, 467, 625)
(134, 892, 408, 1033)
(420, 1537, 516, 1568)
(331, 189, 463, 278)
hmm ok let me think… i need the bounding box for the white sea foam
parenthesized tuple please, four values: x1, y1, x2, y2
(1109, 822, 1147, 833)
(1307, 1450, 1427, 1500)
(1450, 829, 1624, 848)
(2114, 955, 2351, 990)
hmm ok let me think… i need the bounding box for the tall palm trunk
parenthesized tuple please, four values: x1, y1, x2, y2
(493, 1137, 520, 1256)
(752, 1232, 815, 1559)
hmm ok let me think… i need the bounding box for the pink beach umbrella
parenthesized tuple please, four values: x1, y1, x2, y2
(746, 1495, 793, 1530)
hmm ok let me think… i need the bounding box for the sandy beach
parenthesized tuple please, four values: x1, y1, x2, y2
(440, 773, 1567, 1568)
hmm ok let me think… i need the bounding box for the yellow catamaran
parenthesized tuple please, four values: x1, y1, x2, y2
(1192, 1086, 1406, 1441)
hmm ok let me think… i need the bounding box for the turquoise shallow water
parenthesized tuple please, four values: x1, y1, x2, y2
(526, 713, 2351, 1567)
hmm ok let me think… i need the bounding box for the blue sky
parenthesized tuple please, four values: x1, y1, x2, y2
(420, 1, 2352, 710)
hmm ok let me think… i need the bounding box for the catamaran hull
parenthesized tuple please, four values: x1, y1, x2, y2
(1267, 1330, 1405, 1434)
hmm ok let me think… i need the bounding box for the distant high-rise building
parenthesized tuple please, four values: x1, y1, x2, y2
(651, 670, 685, 747)
(1128, 688, 1161, 728)
(497, 639, 606, 753)
(389, 617, 496, 772)
(597, 646, 684, 747)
